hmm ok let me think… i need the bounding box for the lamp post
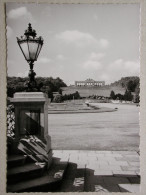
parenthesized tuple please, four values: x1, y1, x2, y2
(9, 24, 52, 167)
(17, 23, 43, 91)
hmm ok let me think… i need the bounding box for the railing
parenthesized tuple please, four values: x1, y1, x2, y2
(7, 104, 15, 138)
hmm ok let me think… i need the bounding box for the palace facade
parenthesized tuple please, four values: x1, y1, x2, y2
(75, 79, 105, 87)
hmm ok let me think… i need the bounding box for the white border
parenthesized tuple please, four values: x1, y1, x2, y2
(0, 0, 145, 194)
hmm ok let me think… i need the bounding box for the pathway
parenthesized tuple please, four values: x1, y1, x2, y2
(53, 150, 140, 192)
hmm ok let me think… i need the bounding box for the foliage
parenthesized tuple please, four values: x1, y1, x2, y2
(134, 83, 140, 103)
(110, 90, 116, 100)
(110, 90, 133, 101)
(111, 76, 139, 89)
(114, 93, 124, 100)
(53, 94, 62, 103)
(62, 91, 80, 101)
(58, 88, 63, 95)
(124, 90, 133, 101)
(127, 79, 139, 92)
(7, 76, 67, 101)
(110, 76, 140, 102)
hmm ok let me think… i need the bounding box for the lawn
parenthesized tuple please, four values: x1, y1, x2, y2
(61, 86, 125, 97)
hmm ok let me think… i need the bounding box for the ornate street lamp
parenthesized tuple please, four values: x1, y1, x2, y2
(17, 23, 43, 91)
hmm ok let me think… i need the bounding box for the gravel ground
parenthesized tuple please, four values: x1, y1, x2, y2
(48, 103, 140, 151)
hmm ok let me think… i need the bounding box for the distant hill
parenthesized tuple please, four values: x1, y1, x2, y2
(110, 76, 139, 89)
(61, 85, 125, 98)
(62, 76, 139, 98)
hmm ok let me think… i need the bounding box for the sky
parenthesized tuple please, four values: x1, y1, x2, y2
(6, 3, 140, 85)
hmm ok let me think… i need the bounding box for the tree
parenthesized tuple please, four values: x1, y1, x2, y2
(127, 80, 137, 92)
(62, 91, 81, 101)
(74, 91, 80, 99)
(7, 76, 67, 100)
(110, 90, 116, 100)
(58, 88, 62, 95)
(53, 94, 62, 103)
(124, 90, 133, 101)
(7, 87, 15, 98)
(115, 93, 124, 100)
(134, 84, 140, 103)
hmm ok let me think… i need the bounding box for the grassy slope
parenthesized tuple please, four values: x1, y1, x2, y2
(61, 86, 125, 97)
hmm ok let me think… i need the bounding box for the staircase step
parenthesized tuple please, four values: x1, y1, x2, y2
(59, 162, 85, 192)
(7, 154, 27, 169)
(84, 168, 95, 192)
(7, 162, 46, 184)
(7, 161, 68, 192)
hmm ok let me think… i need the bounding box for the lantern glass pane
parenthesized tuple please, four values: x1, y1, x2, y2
(28, 41, 39, 61)
(36, 44, 42, 59)
(19, 42, 29, 61)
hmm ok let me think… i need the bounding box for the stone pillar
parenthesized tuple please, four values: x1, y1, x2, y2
(10, 92, 52, 167)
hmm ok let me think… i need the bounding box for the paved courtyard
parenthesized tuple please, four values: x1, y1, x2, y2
(53, 150, 140, 192)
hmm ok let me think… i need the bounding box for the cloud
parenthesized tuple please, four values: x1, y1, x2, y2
(55, 31, 110, 50)
(109, 59, 139, 73)
(8, 7, 28, 19)
(7, 7, 35, 23)
(56, 54, 66, 60)
(83, 52, 105, 70)
(105, 59, 139, 83)
(90, 52, 105, 60)
(6, 26, 13, 39)
(114, 59, 123, 65)
(99, 39, 109, 48)
(83, 60, 102, 70)
(56, 30, 97, 46)
(124, 61, 139, 72)
(37, 57, 51, 63)
(82, 55, 139, 84)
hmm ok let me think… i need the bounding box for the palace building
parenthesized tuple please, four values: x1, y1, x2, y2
(75, 79, 105, 87)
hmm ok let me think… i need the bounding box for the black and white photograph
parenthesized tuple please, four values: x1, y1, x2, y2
(6, 2, 140, 193)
